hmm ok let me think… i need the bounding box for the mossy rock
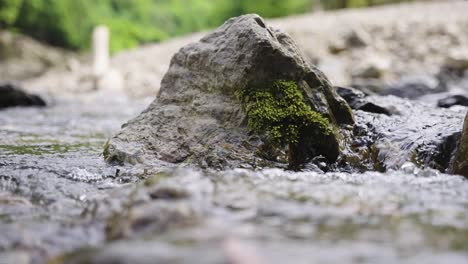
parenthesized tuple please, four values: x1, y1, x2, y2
(241, 79, 339, 169)
(105, 14, 352, 169)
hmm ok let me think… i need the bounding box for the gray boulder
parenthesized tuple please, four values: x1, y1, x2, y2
(105, 14, 354, 169)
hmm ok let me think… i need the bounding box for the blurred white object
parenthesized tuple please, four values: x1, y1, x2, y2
(91, 25, 123, 90)
(92, 25, 110, 77)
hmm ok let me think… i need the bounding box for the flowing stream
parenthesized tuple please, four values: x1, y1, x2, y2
(0, 92, 467, 264)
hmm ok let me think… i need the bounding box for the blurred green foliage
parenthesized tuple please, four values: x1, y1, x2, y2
(0, 0, 412, 52)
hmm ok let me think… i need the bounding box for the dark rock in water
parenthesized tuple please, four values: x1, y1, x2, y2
(0, 83, 46, 109)
(381, 75, 444, 99)
(335, 86, 367, 104)
(356, 102, 392, 116)
(105, 14, 354, 169)
(417, 131, 461, 173)
(347, 95, 466, 173)
(438, 94, 468, 108)
(450, 114, 468, 177)
(336, 86, 391, 116)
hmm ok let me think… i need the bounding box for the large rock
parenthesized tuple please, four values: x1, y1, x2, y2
(105, 14, 354, 169)
(451, 113, 468, 177)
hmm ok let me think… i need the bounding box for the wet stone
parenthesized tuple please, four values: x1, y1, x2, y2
(438, 94, 468, 108)
(336, 86, 391, 116)
(106, 14, 354, 169)
(381, 75, 444, 99)
(347, 95, 466, 172)
(0, 83, 46, 109)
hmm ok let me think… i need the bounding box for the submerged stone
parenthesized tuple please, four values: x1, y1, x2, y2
(381, 75, 444, 99)
(438, 94, 468, 108)
(105, 14, 354, 169)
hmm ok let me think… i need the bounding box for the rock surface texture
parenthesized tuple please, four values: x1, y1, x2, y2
(105, 14, 353, 169)
(451, 113, 468, 177)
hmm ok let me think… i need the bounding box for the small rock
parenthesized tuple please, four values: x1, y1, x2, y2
(336, 86, 391, 115)
(356, 102, 392, 116)
(438, 94, 468, 108)
(381, 75, 444, 99)
(0, 83, 46, 109)
(335, 86, 367, 104)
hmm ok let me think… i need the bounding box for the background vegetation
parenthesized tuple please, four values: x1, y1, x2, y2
(0, 0, 413, 52)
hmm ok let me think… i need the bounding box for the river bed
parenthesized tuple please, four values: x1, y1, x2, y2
(0, 93, 467, 264)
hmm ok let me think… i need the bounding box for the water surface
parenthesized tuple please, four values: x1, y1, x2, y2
(0, 93, 467, 264)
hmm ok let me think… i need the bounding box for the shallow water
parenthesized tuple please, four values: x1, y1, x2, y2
(0, 94, 150, 263)
(0, 93, 467, 264)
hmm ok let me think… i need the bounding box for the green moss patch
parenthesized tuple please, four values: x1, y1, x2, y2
(240, 80, 338, 169)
